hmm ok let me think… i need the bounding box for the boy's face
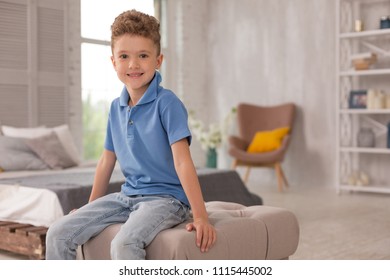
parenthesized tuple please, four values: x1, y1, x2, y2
(111, 34, 163, 96)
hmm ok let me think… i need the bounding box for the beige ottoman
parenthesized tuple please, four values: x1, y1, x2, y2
(78, 201, 299, 260)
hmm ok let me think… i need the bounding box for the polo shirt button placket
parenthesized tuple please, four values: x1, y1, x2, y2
(127, 107, 135, 139)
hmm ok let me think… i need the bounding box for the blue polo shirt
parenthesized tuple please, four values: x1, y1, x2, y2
(104, 72, 191, 206)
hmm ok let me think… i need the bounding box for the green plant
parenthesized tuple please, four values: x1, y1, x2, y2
(82, 93, 109, 160)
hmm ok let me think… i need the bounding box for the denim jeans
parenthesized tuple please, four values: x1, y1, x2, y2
(45, 192, 190, 260)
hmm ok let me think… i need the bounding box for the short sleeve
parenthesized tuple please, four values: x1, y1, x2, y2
(161, 98, 192, 146)
(104, 111, 115, 152)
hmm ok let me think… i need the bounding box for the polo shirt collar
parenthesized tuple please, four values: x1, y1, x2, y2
(119, 71, 162, 107)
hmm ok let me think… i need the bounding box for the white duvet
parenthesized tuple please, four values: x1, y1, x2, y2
(0, 184, 64, 227)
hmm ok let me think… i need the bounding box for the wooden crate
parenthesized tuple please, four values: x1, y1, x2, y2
(0, 221, 48, 259)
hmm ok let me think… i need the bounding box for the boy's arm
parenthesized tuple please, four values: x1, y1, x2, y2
(171, 138, 217, 253)
(89, 149, 117, 202)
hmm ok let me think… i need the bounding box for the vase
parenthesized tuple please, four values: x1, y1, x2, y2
(206, 148, 217, 168)
(387, 122, 390, 148)
(357, 127, 375, 148)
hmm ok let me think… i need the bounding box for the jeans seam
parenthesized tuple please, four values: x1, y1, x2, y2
(142, 202, 189, 245)
(62, 206, 127, 255)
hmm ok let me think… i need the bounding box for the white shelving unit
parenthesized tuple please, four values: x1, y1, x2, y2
(339, 28, 390, 38)
(336, 0, 390, 194)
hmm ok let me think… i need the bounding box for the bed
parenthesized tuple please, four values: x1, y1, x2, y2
(0, 124, 126, 258)
(0, 125, 262, 259)
(0, 164, 125, 259)
(0, 164, 125, 226)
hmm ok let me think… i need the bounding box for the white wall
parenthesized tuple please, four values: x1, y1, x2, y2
(0, 0, 82, 150)
(167, 0, 337, 189)
(67, 0, 82, 156)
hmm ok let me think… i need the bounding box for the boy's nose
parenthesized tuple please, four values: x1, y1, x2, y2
(128, 59, 139, 69)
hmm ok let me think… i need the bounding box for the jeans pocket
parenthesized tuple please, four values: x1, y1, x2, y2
(168, 197, 190, 221)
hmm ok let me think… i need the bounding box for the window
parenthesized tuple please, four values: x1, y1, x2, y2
(0, 0, 67, 128)
(81, 0, 155, 160)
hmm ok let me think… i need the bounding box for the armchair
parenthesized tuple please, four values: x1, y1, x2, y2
(228, 103, 295, 192)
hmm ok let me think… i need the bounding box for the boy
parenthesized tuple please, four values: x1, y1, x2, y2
(46, 10, 216, 259)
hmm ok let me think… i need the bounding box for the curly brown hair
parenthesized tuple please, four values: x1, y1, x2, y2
(111, 9, 161, 55)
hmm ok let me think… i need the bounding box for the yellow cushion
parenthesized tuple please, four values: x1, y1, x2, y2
(247, 127, 290, 153)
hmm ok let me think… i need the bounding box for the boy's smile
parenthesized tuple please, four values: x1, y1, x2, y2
(111, 34, 163, 102)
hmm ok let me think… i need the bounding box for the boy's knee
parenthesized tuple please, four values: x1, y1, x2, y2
(110, 236, 144, 260)
(46, 219, 68, 241)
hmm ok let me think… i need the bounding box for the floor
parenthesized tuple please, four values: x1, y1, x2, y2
(246, 182, 390, 260)
(1, 180, 389, 260)
(0, 249, 26, 260)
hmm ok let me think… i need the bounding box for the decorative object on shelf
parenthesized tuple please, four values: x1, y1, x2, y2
(357, 127, 375, 147)
(361, 115, 388, 141)
(380, 16, 390, 29)
(347, 172, 357, 186)
(351, 53, 377, 70)
(206, 147, 217, 168)
(358, 171, 370, 186)
(366, 89, 376, 109)
(355, 19, 364, 32)
(374, 90, 386, 109)
(387, 122, 390, 149)
(354, 19, 364, 32)
(386, 93, 390, 109)
(188, 107, 237, 167)
(367, 89, 386, 109)
(347, 170, 370, 186)
(349, 90, 367, 109)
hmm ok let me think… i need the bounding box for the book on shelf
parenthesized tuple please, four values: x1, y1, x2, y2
(349, 90, 367, 109)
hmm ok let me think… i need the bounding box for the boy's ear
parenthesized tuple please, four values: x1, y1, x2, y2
(156, 54, 164, 70)
(111, 55, 117, 69)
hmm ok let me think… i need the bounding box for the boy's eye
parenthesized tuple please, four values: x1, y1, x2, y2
(139, 54, 148, 59)
(119, 54, 128, 59)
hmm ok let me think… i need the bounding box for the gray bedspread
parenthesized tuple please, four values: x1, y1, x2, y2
(0, 168, 125, 214)
(0, 168, 262, 215)
(197, 168, 262, 206)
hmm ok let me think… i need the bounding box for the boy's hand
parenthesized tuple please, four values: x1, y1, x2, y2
(186, 218, 216, 253)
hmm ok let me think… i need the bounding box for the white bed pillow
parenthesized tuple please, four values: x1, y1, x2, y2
(1, 124, 81, 165)
(1, 125, 49, 138)
(52, 125, 81, 165)
(0, 136, 49, 171)
(25, 132, 76, 169)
